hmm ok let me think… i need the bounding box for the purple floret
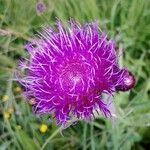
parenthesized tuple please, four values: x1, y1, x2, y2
(36, 0, 46, 16)
(18, 20, 135, 125)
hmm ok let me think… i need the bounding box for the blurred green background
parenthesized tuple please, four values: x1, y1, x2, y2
(0, 0, 150, 149)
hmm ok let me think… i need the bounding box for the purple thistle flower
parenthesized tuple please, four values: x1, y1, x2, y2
(36, 0, 46, 16)
(18, 20, 135, 125)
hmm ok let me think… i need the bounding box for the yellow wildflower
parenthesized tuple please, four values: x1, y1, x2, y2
(2, 95, 9, 102)
(16, 125, 22, 130)
(0, 14, 4, 20)
(8, 108, 14, 114)
(40, 124, 48, 133)
(15, 87, 22, 93)
(29, 98, 36, 105)
(4, 112, 11, 119)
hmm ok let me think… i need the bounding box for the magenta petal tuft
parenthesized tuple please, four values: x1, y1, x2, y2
(18, 20, 135, 125)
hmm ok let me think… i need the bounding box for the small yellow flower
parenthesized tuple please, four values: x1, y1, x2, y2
(0, 14, 4, 20)
(2, 95, 9, 102)
(29, 98, 36, 105)
(16, 125, 22, 130)
(8, 108, 14, 114)
(14, 87, 22, 93)
(4, 112, 11, 119)
(40, 124, 48, 133)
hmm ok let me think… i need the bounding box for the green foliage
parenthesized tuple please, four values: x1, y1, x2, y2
(0, 0, 150, 149)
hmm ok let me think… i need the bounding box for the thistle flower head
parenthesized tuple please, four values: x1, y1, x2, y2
(36, 0, 46, 16)
(18, 20, 135, 125)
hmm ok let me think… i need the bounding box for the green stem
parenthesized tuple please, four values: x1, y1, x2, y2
(40, 128, 60, 150)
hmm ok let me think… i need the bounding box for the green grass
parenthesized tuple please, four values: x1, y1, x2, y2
(0, 0, 150, 149)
